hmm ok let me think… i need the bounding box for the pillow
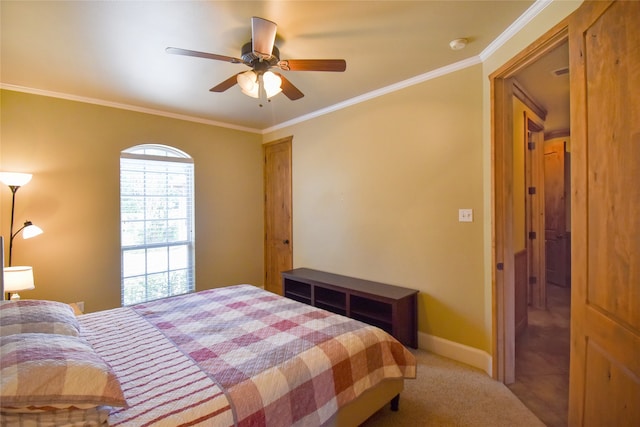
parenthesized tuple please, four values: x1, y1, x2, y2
(0, 333, 127, 409)
(0, 299, 80, 337)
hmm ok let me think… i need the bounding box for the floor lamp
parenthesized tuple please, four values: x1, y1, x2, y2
(0, 172, 43, 266)
(0, 172, 42, 300)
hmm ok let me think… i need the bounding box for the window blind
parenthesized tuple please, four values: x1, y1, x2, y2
(120, 149, 194, 305)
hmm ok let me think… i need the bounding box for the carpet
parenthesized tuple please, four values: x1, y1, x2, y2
(361, 349, 545, 426)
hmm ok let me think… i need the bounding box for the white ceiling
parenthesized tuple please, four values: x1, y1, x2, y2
(2, 1, 550, 133)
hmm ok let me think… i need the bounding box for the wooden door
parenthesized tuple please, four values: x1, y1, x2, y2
(568, 1, 640, 425)
(263, 137, 293, 295)
(544, 139, 567, 286)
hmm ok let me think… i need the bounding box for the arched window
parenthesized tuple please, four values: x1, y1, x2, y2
(120, 144, 194, 305)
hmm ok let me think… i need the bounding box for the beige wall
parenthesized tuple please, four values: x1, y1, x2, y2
(266, 65, 488, 351)
(1, 90, 264, 312)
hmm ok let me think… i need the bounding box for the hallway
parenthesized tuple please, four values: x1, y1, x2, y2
(507, 284, 571, 427)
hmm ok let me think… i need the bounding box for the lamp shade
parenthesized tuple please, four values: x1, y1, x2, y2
(4, 266, 35, 292)
(263, 71, 282, 98)
(237, 71, 259, 98)
(0, 172, 32, 187)
(22, 223, 44, 239)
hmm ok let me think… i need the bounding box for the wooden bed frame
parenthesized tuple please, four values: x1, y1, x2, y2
(327, 378, 404, 426)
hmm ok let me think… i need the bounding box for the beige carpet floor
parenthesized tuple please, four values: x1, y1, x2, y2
(361, 349, 545, 427)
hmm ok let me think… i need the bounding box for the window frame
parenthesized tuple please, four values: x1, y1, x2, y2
(119, 144, 195, 306)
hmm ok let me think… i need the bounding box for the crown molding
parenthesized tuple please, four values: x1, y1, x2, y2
(263, 55, 482, 134)
(0, 83, 263, 135)
(480, 0, 554, 61)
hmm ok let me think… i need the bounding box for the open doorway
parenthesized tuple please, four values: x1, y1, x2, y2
(508, 43, 571, 424)
(490, 25, 571, 427)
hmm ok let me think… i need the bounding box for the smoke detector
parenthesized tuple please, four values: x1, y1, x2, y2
(449, 38, 468, 51)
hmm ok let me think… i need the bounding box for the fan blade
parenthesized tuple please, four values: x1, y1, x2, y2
(166, 47, 244, 64)
(210, 74, 241, 92)
(277, 59, 346, 72)
(276, 73, 304, 100)
(251, 17, 277, 59)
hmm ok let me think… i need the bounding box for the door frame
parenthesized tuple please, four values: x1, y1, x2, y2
(525, 121, 546, 309)
(490, 20, 569, 383)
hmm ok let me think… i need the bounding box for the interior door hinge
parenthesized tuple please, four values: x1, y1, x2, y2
(528, 187, 536, 195)
(529, 276, 537, 285)
(528, 231, 537, 240)
(528, 142, 536, 150)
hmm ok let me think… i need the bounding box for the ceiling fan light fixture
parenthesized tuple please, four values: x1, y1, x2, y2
(237, 70, 257, 91)
(241, 86, 260, 98)
(263, 71, 282, 98)
(237, 70, 259, 98)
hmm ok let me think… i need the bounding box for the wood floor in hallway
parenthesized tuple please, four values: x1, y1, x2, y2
(507, 284, 571, 427)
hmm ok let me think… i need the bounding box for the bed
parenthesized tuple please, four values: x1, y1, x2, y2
(1, 284, 416, 426)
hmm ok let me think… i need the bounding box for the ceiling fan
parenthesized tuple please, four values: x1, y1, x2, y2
(166, 17, 346, 101)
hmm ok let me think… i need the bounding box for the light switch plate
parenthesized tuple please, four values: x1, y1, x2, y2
(459, 209, 473, 222)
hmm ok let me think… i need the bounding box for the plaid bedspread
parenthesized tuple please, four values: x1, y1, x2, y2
(81, 285, 416, 426)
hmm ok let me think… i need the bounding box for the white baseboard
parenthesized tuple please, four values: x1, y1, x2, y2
(418, 332, 493, 377)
